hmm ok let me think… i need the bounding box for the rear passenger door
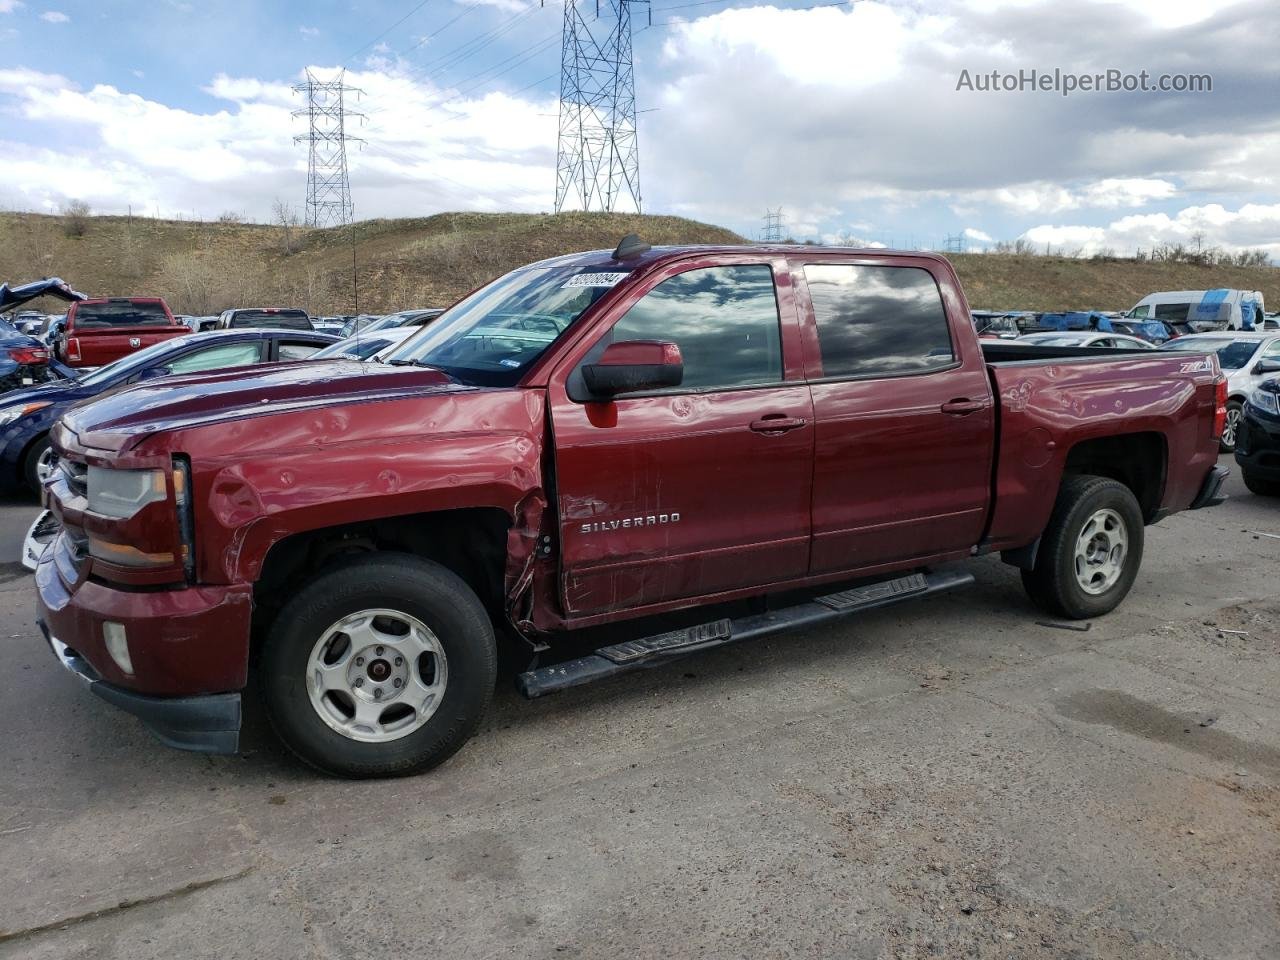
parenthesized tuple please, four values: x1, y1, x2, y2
(549, 259, 814, 619)
(795, 259, 994, 574)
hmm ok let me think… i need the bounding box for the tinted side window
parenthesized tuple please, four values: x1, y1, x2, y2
(609, 265, 782, 391)
(1154, 302, 1192, 321)
(803, 264, 953, 378)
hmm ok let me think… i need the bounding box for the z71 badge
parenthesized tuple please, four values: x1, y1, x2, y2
(1179, 359, 1213, 374)
(581, 513, 681, 534)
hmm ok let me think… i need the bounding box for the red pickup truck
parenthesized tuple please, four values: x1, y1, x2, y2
(35, 240, 1228, 777)
(54, 297, 188, 368)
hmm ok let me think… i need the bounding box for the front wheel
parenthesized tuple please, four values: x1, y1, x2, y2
(261, 553, 497, 778)
(1021, 475, 1145, 620)
(22, 435, 55, 494)
(1220, 400, 1244, 453)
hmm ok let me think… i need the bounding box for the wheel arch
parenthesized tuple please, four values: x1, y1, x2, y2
(1061, 431, 1167, 522)
(252, 507, 514, 639)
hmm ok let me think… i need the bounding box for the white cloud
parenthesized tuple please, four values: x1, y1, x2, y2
(0, 1, 23, 14)
(299, 25, 319, 37)
(1022, 202, 1280, 258)
(38, 9, 67, 22)
(964, 227, 993, 243)
(0, 65, 557, 220)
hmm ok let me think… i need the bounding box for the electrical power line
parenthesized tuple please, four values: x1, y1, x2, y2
(343, 0, 435, 63)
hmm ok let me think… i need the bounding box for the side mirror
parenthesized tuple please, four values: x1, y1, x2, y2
(582, 341, 683, 398)
(137, 366, 172, 381)
(1254, 359, 1280, 376)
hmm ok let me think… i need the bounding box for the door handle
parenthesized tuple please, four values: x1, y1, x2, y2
(750, 415, 807, 434)
(940, 399, 984, 416)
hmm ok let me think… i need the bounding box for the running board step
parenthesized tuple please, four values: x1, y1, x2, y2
(516, 569, 972, 699)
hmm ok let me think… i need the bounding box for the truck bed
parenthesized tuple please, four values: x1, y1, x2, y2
(980, 345, 1222, 555)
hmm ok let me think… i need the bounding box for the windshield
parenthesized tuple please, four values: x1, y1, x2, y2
(78, 334, 200, 386)
(74, 301, 171, 328)
(1159, 338, 1260, 370)
(382, 264, 629, 386)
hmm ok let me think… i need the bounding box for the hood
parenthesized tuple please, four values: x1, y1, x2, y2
(61, 360, 466, 453)
(0, 277, 87, 311)
(0, 375, 85, 409)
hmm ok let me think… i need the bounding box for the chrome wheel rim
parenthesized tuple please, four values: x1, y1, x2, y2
(306, 608, 448, 743)
(1074, 508, 1127, 595)
(1222, 407, 1241, 447)
(35, 446, 57, 485)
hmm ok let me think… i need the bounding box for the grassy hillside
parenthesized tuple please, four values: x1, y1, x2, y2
(1, 209, 1276, 316)
(949, 252, 1280, 312)
(0, 211, 743, 316)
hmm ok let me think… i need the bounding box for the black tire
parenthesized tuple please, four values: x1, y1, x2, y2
(21, 434, 52, 494)
(1021, 475, 1144, 620)
(261, 553, 497, 779)
(1243, 470, 1280, 497)
(1220, 400, 1244, 453)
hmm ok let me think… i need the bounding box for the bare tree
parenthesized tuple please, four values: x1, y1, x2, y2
(272, 199, 300, 255)
(217, 210, 243, 225)
(61, 199, 91, 237)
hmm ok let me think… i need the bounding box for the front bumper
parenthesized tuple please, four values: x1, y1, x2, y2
(37, 620, 241, 754)
(1235, 416, 1280, 481)
(34, 536, 252, 754)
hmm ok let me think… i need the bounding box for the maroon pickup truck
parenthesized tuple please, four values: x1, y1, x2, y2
(35, 239, 1228, 777)
(55, 297, 188, 368)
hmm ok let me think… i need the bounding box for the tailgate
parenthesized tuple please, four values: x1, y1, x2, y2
(67, 328, 186, 367)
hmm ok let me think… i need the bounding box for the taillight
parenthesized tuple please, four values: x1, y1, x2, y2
(1212, 375, 1227, 440)
(65, 338, 81, 362)
(6, 346, 48, 364)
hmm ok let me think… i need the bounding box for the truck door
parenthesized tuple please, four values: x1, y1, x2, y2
(793, 257, 995, 574)
(548, 258, 813, 619)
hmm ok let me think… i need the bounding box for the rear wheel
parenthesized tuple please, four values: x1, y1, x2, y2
(21, 435, 55, 494)
(261, 553, 497, 778)
(1220, 400, 1244, 453)
(1243, 470, 1280, 497)
(1021, 475, 1144, 620)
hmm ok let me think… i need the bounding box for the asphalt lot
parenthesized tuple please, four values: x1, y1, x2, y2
(1, 458, 1278, 959)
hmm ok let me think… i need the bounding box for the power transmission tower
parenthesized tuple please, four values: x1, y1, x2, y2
(762, 208, 785, 243)
(554, 0, 647, 214)
(944, 233, 968, 254)
(292, 69, 364, 228)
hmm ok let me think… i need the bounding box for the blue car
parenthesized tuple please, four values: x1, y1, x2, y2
(0, 327, 337, 493)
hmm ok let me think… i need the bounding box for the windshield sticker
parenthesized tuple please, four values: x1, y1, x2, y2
(562, 272, 628, 289)
(499, 358, 522, 367)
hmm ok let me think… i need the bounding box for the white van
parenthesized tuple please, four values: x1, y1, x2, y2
(1126, 289, 1266, 331)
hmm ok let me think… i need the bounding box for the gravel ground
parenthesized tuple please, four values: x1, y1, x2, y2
(1, 456, 1277, 960)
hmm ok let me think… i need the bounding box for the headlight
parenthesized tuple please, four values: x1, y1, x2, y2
(1251, 390, 1279, 416)
(0, 401, 50, 428)
(86, 465, 167, 519)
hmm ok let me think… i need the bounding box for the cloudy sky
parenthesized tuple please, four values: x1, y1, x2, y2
(0, 0, 1277, 257)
